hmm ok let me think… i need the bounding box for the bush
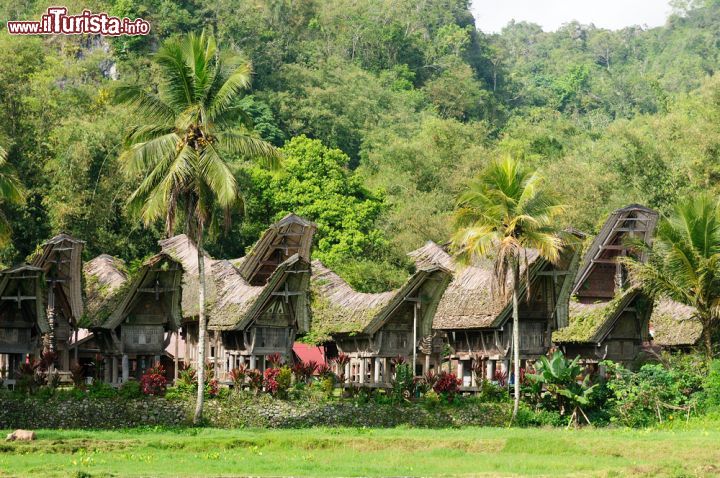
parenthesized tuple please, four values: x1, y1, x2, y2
(88, 380, 117, 399)
(118, 380, 142, 400)
(140, 363, 168, 396)
(702, 360, 720, 409)
(263, 368, 280, 395)
(277, 366, 293, 398)
(432, 372, 461, 402)
(392, 362, 414, 401)
(604, 359, 701, 427)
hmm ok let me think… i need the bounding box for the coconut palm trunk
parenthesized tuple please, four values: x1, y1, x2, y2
(702, 317, 713, 362)
(194, 227, 207, 424)
(511, 259, 521, 421)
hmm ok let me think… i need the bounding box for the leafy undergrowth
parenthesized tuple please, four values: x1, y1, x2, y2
(1, 425, 720, 477)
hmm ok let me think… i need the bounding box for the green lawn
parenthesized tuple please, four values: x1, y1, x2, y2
(1, 425, 720, 477)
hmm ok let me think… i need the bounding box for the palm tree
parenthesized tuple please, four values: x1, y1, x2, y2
(452, 156, 566, 421)
(0, 144, 25, 245)
(115, 31, 279, 423)
(625, 193, 720, 360)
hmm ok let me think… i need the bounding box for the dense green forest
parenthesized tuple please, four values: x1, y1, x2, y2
(2, 0, 720, 291)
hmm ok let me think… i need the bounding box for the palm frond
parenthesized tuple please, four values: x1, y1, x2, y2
(113, 84, 177, 124)
(216, 131, 280, 168)
(209, 62, 253, 120)
(155, 39, 196, 109)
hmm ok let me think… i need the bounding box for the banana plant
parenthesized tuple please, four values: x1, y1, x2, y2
(528, 350, 597, 427)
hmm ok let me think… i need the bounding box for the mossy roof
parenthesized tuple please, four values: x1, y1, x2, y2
(308, 259, 451, 343)
(552, 288, 640, 344)
(650, 297, 702, 347)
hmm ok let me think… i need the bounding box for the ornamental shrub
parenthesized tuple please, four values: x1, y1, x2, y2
(247, 369, 263, 394)
(433, 371, 461, 401)
(277, 366, 293, 399)
(88, 380, 116, 399)
(392, 362, 414, 401)
(118, 380, 142, 399)
(264, 367, 280, 395)
(140, 363, 168, 396)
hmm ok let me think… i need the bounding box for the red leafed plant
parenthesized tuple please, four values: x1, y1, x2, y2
(422, 370, 439, 388)
(206, 378, 219, 397)
(333, 353, 350, 367)
(266, 353, 284, 368)
(332, 353, 350, 382)
(433, 371, 461, 401)
(263, 367, 280, 394)
(494, 370, 508, 388)
(390, 355, 406, 366)
(247, 369, 263, 394)
(229, 365, 248, 388)
(292, 360, 318, 383)
(140, 363, 167, 396)
(315, 364, 332, 378)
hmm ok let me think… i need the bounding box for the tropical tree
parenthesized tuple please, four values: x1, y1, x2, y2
(115, 31, 279, 423)
(527, 350, 597, 428)
(451, 156, 566, 421)
(0, 144, 25, 245)
(625, 193, 720, 360)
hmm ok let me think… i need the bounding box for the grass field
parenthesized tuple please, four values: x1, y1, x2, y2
(1, 425, 720, 477)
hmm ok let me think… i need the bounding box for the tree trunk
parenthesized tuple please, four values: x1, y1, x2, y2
(193, 228, 207, 425)
(702, 316, 713, 362)
(511, 260, 521, 422)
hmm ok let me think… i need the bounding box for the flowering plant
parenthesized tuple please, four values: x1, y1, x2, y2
(140, 363, 167, 396)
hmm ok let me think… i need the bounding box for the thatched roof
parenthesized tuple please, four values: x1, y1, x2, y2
(159, 234, 217, 320)
(160, 214, 315, 327)
(409, 241, 544, 330)
(98, 254, 183, 330)
(83, 255, 128, 324)
(552, 288, 641, 344)
(208, 254, 311, 332)
(31, 233, 85, 321)
(236, 213, 316, 285)
(572, 204, 658, 296)
(309, 259, 451, 342)
(650, 298, 702, 347)
(0, 264, 48, 333)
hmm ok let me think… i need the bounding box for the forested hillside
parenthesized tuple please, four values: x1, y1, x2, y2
(2, 0, 720, 291)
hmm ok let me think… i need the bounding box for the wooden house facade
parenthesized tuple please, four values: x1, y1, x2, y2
(86, 253, 182, 383)
(162, 214, 316, 379)
(411, 240, 581, 387)
(553, 205, 659, 363)
(30, 234, 85, 371)
(0, 265, 47, 382)
(311, 260, 452, 385)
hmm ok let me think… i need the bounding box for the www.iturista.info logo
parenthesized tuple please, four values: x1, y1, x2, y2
(6, 7, 150, 36)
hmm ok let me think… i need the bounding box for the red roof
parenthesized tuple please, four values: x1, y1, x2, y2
(293, 342, 326, 365)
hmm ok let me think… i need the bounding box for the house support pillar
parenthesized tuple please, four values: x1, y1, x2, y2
(344, 362, 351, 384)
(373, 358, 381, 383)
(424, 354, 431, 374)
(359, 358, 366, 384)
(112, 356, 118, 385)
(486, 360, 495, 381)
(121, 354, 129, 382)
(249, 355, 256, 370)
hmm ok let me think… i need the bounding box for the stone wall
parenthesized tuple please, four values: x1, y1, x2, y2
(0, 397, 187, 429)
(0, 394, 512, 429)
